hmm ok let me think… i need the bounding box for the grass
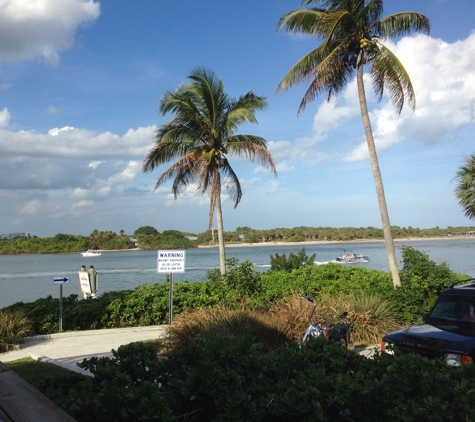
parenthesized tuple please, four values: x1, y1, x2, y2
(5, 357, 89, 389)
(166, 292, 402, 350)
(0, 310, 32, 353)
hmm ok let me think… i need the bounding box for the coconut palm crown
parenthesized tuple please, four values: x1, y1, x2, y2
(277, 0, 430, 287)
(277, 0, 430, 113)
(143, 68, 276, 274)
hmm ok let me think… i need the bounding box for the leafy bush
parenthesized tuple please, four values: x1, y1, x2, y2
(39, 335, 475, 421)
(0, 309, 32, 352)
(270, 247, 316, 271)
(384, 246, 469, 322)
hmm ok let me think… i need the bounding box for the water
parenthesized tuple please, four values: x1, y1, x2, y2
(1, 238, 475, 309)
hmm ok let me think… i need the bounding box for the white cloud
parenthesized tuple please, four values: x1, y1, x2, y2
(271, 33, 475, 166)
(20, 199, 41, 214)
(48, 126, 75, 136)
(70, 199, 94, 216)
(312, 91, 358, 139)
(266, 180, 280, 194)
(71, 188, 88, 198)
(240, 178, 260, 191)
(344, 33, 475, 161)
(275, 161, 295, 172)
(0, 107, 10, 127)
(47, 105, 58, 114)
(2, 125, 157, 159)
(108, 161, 141, 185)
(0, 0, 100, 64)
(163, 183, 209, 207)
(88, 160, 104, 170)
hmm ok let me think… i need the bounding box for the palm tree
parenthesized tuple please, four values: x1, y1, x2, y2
(143, 68, 277, 274)
(455, 154, 475, 220)
(277, 0, 430, 287)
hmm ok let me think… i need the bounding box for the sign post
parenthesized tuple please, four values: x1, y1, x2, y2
(53, 276, 70, 332)
(157, 250, 186, 325)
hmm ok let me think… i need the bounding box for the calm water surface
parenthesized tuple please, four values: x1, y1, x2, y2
(1, 238, 474, 308)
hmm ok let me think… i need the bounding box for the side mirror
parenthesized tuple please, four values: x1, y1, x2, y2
(422, 313, 429, 323)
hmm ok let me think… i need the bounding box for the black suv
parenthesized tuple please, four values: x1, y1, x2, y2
(382, 280, 475, 367)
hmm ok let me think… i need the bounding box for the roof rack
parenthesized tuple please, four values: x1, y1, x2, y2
(453, 278, 475, 289)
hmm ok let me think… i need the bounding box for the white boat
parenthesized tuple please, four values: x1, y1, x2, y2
(335, 250, 369, 264)
(81, 249, 101, 257)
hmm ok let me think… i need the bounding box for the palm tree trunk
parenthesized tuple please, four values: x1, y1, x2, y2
(356, 63, 401, 287)
(215, 190, 227, 274)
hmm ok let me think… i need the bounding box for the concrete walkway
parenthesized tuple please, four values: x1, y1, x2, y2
(0, 325, 168, 376)
(0, 326, 379, 377)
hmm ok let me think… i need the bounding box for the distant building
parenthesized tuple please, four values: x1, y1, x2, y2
(0, 232, 26, 240)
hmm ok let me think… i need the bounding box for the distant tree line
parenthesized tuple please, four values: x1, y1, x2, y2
(0, 225, 474, 254)
(218, 225, 475, 244)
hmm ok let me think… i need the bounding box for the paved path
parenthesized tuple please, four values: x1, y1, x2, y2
(0, 326, 379, 377)
(0, 326, 168, 376)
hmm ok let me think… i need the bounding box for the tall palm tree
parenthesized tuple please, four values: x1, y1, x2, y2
(143, 68, 277, 274)
(277, 0, 430, 287)
(455, 154, 475, 220)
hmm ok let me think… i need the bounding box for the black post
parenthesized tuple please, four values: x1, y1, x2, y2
(169, 273, 173, 325)
(59, 284, 63, 332)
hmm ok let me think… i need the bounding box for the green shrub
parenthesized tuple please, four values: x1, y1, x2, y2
(39, 335, 475, 421)
(384, 246, 468, 322)
(270, 247, 316, 271)
(207, 257, 263, 301)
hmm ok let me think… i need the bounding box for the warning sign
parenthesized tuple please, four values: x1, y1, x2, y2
(157, 250, 186, 273)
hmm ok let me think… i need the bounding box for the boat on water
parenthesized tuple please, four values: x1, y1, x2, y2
(81, 249, 101, 257)
(335, 250, 369, 264)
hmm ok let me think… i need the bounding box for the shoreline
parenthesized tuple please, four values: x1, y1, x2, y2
(197, 235, 472, 249)
(2, 236, 472, 256)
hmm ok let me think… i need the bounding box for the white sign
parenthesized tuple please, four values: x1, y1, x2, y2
(53, 276, 69, 284)
(157, 250, 186, 273)
(78, 271, 91, 294)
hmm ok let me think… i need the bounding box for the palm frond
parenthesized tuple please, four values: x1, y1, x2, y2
(158, 89, 197, 117)
(300, 43, 354, 112)
(219, 158, 242, 207)
(277, 44, 328, 93)
(455, 155, 475, 220)
(365, 0, 383, 27)
(187, 67, 227, 129)
(370, 44, 415, 113)
(226, 135, 277, 175)
(321, 9, 354, 44)
(378, 12, 430, 38)
(154, 153, 198, 194)
(278, 9, 325, 36)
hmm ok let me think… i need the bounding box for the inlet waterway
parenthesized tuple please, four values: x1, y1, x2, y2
(1, 238, 475, 309)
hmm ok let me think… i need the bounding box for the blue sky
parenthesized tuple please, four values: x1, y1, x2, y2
(1, 0, 475, 237)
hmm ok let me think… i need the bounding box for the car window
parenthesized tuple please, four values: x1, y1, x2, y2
(431, 295, 475, 322)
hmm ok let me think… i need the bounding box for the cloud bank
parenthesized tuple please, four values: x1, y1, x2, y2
(0, 0, 100, 64)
